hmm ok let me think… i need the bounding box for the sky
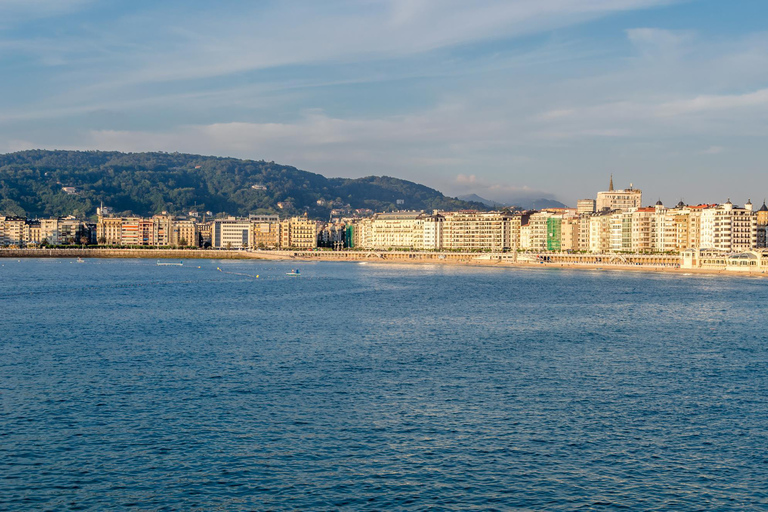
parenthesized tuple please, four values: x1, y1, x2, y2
(1, 0, 767, 206)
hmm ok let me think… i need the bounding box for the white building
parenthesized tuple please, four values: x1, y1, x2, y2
(212, 218, 251, 249)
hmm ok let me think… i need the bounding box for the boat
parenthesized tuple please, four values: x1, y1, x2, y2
(286, 269, 300, 276)
(76, 257, 85, 263)
(157, 260, 183, 266)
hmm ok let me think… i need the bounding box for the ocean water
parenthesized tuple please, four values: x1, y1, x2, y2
(1, 258, 768, 511)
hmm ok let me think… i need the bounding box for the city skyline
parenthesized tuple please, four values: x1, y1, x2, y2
(1, 1, 767, 206)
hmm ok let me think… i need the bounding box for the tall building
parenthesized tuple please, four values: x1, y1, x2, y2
(421, 214, 444, 250)
(595, 176, 642, 212)
(588, 211, 612, 253)
(560, 215, 580, 252)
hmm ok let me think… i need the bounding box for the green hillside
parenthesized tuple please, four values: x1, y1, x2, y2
(0, 150, 486, 218)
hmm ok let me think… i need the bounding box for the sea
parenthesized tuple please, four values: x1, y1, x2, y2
(1, 258, 767, 511)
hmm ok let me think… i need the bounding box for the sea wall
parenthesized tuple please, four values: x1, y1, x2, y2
(0, 248, 253, 260)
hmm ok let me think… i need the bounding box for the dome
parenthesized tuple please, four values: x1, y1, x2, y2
(676, 201, 685, 208)
(759, 201, 768, 212)
(655, 199, 663, 206)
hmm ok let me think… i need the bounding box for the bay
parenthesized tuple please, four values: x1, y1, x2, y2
(1, 258, 767, 510)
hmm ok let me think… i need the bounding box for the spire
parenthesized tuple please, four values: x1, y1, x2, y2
(609, 174, 614, 192)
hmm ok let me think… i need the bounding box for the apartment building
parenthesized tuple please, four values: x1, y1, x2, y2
(280, 216, 318, 249)
(442, 211, 516, 252)
(212, 218, 251, 249)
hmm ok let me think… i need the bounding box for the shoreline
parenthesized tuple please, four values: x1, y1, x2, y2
(1, 247, 766, 278)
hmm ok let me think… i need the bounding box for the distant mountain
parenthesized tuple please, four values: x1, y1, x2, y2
(458, 194, 567, 210)
(0, 150, 487, 218)
(456, 194, 507, 208)
(526, 198, 569, 210)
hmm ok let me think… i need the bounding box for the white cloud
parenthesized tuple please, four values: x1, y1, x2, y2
(11, 0, 675, 88)
(656, 88, 768, 116)
(626, 27, 695, 53)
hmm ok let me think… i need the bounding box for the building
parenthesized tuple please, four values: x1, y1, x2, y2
(758, 201, 768, 248)
(577, 199, 596, 215)
(280, 216, 318, 249)
(172, 219, 198, 247)
(318, 221, 346, 249)
(560, 216, 580, 252)
(212, 218, 251, 249)
(421, 214, 444, 250)
(364, 212, 423, 250)
(595, 176, 642, 212)
(442, 211, 515, 252)
(608, 210, 633, 253)
(526, 212, 552, 251)
(588, 211, 612, 253)
(251, 218, 281, 248)
(0, 217, 25, 246)
(700, 200, 757, 253)
(97, 216, 123, 245)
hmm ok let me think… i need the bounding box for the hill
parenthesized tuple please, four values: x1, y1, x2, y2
(0, 150, 487, 218)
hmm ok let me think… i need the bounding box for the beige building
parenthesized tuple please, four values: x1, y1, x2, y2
(172, 220, 198, 247)
(365, 212, 423, 249)
(280, 216, 318, 249)
(596, 176, 642, 212)
(442, 211, 516, 251)
(560, 216, 580, 251)
(576, 199, 596, 215)
(97, 216, 123, 245)
(0, 217, 25, 246)
(526, 212, 553, 251)
(588, 212, 612, 253)
(252, 219, 281, 248)
(577, 214, 592, 252)
(40, 218, 60, 245)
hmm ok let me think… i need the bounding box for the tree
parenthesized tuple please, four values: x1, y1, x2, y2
(178, 237, 187, 247)
(98, 236, 107, 245)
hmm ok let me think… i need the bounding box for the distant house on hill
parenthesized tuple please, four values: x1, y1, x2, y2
(62, 187, 77, 195)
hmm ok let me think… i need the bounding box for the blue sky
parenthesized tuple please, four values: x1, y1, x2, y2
(1, 0, 767, 206)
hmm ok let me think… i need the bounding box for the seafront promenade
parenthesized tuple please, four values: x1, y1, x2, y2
(2, 247, 767, 275)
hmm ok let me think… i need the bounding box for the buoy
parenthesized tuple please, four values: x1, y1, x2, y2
(256, 275, 259, 278)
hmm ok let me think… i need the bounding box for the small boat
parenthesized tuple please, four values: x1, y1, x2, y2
(157, 260, 183, 266)
(77, 257, 85, 263)
(286, 269, 300, 276)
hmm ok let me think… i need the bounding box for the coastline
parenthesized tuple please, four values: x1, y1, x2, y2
(1, 247, 766, 278)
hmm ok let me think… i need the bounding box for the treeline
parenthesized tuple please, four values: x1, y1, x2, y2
(0, 150, 485, 218)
